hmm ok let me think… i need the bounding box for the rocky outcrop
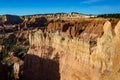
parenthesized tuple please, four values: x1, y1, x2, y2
(0, 15, 23, 24)
(27, 17, 47, 27)
(0, 13, 119, 80)
(90, 21, 120, 80)
(105, 21, 120, 80)
(47, 19, 106, 40)
(25, 30, 90, 80)
(24, 20, 120, 80)
(92, 21, 114, 71)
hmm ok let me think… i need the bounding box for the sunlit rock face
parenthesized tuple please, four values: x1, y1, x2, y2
(90, 21, 114, 80)
(47, 19, 106, 40)
(105, 21, 120, 80)
(24, 21, 120, 80)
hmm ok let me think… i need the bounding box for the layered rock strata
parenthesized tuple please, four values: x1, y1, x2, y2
(24, 21, 120, 80)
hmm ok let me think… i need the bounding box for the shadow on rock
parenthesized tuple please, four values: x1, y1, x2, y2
(24, 54, 60, 80)
(0, 62, 8, 80)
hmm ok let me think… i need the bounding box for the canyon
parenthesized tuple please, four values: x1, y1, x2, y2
(0, 13, 120, 80)
(24, 21, 120, 80)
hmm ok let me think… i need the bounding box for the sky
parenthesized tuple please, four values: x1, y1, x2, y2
(0, 0, 120, 15)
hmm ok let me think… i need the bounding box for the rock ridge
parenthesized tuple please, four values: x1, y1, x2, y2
(24, 20, 120, 80)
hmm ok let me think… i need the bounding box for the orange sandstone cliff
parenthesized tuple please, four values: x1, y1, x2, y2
(24, 21, 120, 80)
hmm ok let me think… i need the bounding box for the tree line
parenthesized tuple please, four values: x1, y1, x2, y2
(97, 13, 120, 18)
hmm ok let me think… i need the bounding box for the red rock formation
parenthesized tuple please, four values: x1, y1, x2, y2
(0, 14, 119, 80)
(47, 19, 106, 40)
(24, 20, 120, 80)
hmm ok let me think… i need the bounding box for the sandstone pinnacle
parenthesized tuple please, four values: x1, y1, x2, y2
(103, 21, 112, 37)
(115, 21, 120, 36)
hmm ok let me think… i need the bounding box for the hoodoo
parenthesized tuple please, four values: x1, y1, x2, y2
(24, 21, 120, 80)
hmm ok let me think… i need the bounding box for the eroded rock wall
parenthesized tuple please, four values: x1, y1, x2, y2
(24, 29, 91, 80)
(24, 20, 120, 80)
(47, 19, 106, 39)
